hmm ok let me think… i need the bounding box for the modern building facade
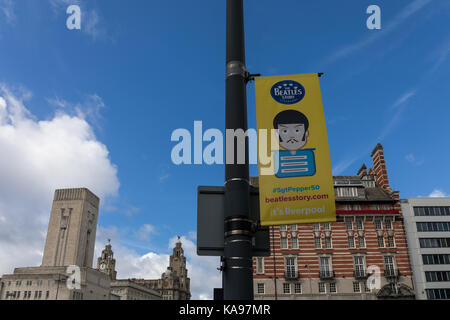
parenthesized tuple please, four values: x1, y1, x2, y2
(401, 197, 450, 300)
(252, 144, 415, 299)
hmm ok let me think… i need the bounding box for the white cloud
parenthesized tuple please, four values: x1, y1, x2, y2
(430, 37, 450, 73)
(83, 9, 105, 41)
(49, 0, 81, 13)
(332, 145, 372, 176)
(48, 93, 106, 132)
(333, 88, 416, 176)
(157, 164, 171, 183)
(392, 91, 416, 109)
(377, 89, 416, 141)
(0, 0, 15, 24)
(95, 226, 169, 280)
(47, 96, 70, 109)
(428, 189, 448, 198)
(159, 173, 170, 182)
(332, 153, 364, 176)
(133, 224, 157, 242)
(405, 153, 424, 166)
(0, 83, 119, 277)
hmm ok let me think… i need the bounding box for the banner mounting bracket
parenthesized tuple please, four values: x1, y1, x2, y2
(246, 73, 261, 83)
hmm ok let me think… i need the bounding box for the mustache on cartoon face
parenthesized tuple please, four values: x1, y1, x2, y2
(281, 137, 306, 143)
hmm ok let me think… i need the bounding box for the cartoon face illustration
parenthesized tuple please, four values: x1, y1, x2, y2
(273, 110, 310, 151)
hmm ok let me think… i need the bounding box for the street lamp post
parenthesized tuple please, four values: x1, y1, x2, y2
(223, 0, 254, 300)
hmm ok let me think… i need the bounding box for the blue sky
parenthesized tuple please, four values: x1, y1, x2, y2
(0, 0, 449, 299)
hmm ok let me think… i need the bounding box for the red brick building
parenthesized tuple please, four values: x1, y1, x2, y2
(252, 144, 415, 299)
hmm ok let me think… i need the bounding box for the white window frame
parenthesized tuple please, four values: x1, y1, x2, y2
(358, 236, 366, 248)
(256, 257, 264, 274)
(329, 282, 337, 293)
(294, 283, 302, 294)
(348, 236, 355, 248)
(387, 236, 395, 248)
(281, 237, 288, 249)
(337, 187, 358, 197)
(257, 283, 265, 294)
(318, 282, 326, 294)
(384, 255, 396, 275)
(356, 218, 364, 230)
(375, 218, 383, 230)
(324, 236, 332, 248)
(353, 281, 361, 293)
(346, 218, 353, 230)
(377, 236, 385, 248)
(285, 257, 297, 278)
(319, 256, 332, 276)
(314, 237, 321, 249)
(283, 283, 291, 294)
(354, 256, 366, 276)
(385, 219, 393, 230)
(291, 237, 298, 249)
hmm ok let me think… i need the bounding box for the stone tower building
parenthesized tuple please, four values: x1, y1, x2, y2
(42, 188, 99, 268)
(97, 241, 117, 280)
(169, 239, 189, 282)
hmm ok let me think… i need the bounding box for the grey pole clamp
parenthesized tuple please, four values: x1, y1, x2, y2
(226, 61, 248, 79)
(225, 177, 249, 185)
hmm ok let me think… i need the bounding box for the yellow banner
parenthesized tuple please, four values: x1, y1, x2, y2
(255, 73, 336, 226)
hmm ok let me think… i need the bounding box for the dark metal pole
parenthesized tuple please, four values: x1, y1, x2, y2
(223, 0, 253, 300)
(272, 226, 278, 300)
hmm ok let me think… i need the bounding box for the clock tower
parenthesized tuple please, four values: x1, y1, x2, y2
(97, 240, 117, 280)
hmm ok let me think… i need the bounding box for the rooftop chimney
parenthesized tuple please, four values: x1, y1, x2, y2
(358, 164, 367, 177)
(371, 144, 391, 191)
